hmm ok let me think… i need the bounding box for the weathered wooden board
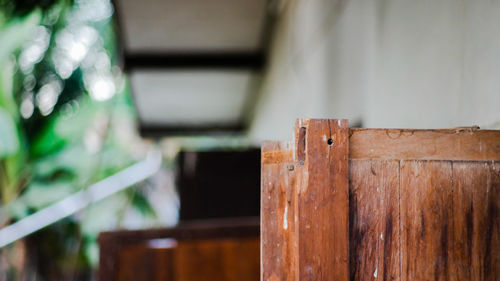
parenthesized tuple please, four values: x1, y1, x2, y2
(349, 160, 400, 281)
(451, 161, 500, 281)
(261, 119, 500, 281)
(295, 119, 349, 281)
(350, 128, 500, 161)
(400, 160, 454, 281)
(261, 141, 296, 281)
(261, 128, 500, 162)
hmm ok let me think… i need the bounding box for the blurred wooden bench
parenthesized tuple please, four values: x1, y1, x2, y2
(98, 218, 259, 281)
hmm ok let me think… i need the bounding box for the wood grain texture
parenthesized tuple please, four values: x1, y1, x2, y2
(174, 238, 260, 281)
(260, 120, 500, 281)
(349, 160, 400, 281)
(350, 128, 500, 161)
(261, 141, 296, 281)
(451, 161, 500, 281)
(261, 146, 294, 164)
(400, 160, 454, 281)
(295, 119, 349, 281)
(261, 128, 500, 163)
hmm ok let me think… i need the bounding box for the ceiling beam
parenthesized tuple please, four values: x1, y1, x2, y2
(139, 124, 246, 138)
(124, 52, 266, 71)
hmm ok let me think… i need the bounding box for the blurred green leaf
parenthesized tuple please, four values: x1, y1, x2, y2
(0, 10, 40, 65)
(0, 108, 20, 157)
(30, 118, 68, 158)
(79, 191, 129, 236)
(33, 146, 94, 182)
(131, 191, 156, 218)
(83, 237, 99, 267)
(6, 198, 29, 219)
(20, 181, 75, 209)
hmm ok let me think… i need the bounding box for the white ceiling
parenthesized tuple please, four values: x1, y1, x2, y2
(116, 0, 268, 53)
(130, 70, 257, 127)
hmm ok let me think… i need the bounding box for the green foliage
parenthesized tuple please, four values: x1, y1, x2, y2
(0, 0, 59, 19)
(0, 108, 19, 157)
(0, 0, 161, 278)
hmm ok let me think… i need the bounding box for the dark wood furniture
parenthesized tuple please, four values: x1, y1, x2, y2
(98, 218, 259, 281)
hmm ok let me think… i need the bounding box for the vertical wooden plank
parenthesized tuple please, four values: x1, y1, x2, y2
(295, 119, 349, 281)
(451, 161, 486, 281)
(484, 161, 500, 280)
(349, 159, 401, 281)
(261, 141, 296, 281)
(451, 161, 500, 281)
(400, 160, 453, 281)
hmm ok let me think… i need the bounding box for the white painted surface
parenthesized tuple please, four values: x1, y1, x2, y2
(131, 70, 256, 126)
(117, 0, 268, 52)
(249, 0, 500, 143)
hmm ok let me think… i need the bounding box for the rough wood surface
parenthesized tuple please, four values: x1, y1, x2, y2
(349, 160, 400, 281)
(400, 160, 454, 281)
(295, 119, 349, 281)
(261, 141, 296, 281)
(262, 128, 500, 162)
(350, 128, 500, 161)
(261, 120, 500, 281)
(451, 161, 500, 281)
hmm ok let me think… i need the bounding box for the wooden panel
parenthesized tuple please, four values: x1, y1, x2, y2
(400, 160, 453, 281)
(261, 141, 296, 281)
(350, 128, 500, 161)
(451, 161, 500, 281)
(259, 120, 500, 281)
(115, 238, 259, 281)
(261, 128, 500, 163)
(98, 218, 259, 281)
(117, 245, 174, 281)
(349, 160, 400, 281)
(295, 119, 349, 281)
(174, 238, 260, 281)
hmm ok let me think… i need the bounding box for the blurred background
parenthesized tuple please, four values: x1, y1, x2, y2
(0, 0, 499, 280)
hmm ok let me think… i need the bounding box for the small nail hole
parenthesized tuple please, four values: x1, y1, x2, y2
(327, 138, 333, 145)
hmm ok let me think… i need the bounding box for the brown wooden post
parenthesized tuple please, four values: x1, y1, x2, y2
(261, 119, 350, 281)
(295, 119, 349, 281)
(261, 141, 296, 281)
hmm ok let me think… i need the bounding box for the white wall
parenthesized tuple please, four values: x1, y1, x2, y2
(249, 0, 500, 143)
